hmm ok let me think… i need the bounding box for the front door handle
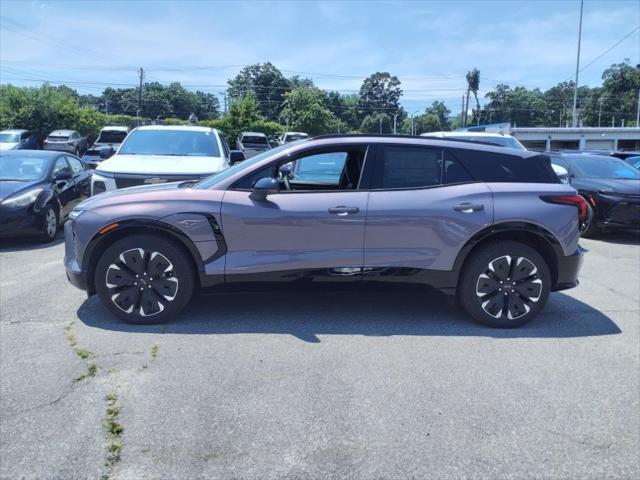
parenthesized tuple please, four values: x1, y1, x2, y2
(453, 203, 484, 213)
(328, 206, 360, 215)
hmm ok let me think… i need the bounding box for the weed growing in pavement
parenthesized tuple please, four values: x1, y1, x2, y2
(150, 343, 159, 360)
(102, 392, 123, 480)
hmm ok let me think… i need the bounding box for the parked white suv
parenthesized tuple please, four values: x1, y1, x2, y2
(421, 131, 526, 150)
(91, 126, 242, 195)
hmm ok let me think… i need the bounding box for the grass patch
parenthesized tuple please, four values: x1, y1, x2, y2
(74, 362, 97, 383)
(150, 343, 159, 360)
(76, 349, 92, 360)
(103, 392, 123, 479)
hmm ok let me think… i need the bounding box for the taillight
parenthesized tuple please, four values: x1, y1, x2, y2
(541, 195, 588, 226)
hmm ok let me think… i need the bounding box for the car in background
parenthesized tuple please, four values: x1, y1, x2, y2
(0, 150, 92, 242)
(236, 132, 271, 159)
(82, 126, 130, 169)
(65, 135, 584, 328)
(548, 152, 640, 237)
(421, 131, 526, 150)
(0, 129, 38, 151)
(622, 156, 640, 170)
(91, 125, 244, 195)
(43, 130, 88, 157)
(279, 132, 309, 144)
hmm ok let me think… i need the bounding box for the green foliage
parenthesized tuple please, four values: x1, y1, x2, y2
(358, 72, 403, 116)
(281, 87, 339, 135)
(161, 117, 187, 125)
(227, 62, 291, 120)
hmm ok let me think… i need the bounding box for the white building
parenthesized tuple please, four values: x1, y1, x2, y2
(511, 127, 640, 151)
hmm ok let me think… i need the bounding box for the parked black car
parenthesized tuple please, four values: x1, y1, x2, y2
(548, 153, 640, 237)
(0, 150, 92, 242)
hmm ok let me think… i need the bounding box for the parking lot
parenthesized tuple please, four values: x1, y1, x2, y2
(0, 232, 638, 479)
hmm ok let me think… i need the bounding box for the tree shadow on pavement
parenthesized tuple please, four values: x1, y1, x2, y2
(77, 290, 621, 343)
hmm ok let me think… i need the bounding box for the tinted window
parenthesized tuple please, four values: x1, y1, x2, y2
(52, 157, 71, 176)
(443, 152, 473, 184)
(119, 129, 221, 157)
(378, 146, 442, 189)
(292, 152, 347, 186)
(97, 130, 127, 144)
(241, 136, 268, 145)
(453, 149, 558, 183)
(66, 156, 84, 173)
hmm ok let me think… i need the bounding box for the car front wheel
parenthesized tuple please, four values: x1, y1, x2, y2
(38, 205, 58, 242)
(459, 241, 551, 328)
(95, 235, 195, 324)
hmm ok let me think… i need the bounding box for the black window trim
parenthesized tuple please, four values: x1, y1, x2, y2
(230, 143, 372, 193)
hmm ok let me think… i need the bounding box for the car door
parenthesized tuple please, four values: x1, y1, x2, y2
(220, 145, 371, 281)
(363, 144, 494, 273)
(65, 155, 92, 206)
(51, 156, 76, 218)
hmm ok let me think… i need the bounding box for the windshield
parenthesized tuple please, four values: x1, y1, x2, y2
(241, 136, 268, 145)
(0, 133, 20, 143)
(570, 155, 640, 179)
(118, 130, 221, 157)
(0, 156, 48, 181)
(97, 130, 127, 144)
(194, 143, 292, 189)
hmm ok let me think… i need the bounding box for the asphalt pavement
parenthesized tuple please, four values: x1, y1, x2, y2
(1, 232, 638, 479)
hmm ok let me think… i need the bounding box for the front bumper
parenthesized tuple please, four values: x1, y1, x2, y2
(0, 206, 42, 238)
(64, 220, 89, 291)
(553, 245, 585, 291)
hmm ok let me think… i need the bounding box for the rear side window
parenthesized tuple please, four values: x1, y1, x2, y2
(452, 149, 558, 183)
(378, 146, 442, 189)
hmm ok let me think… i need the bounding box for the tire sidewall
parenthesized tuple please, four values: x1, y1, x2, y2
(39, 205, 58, 242)
(95, 234, 195, 324)
(459, 241, 551, 328)
(580, 202, 600, 238)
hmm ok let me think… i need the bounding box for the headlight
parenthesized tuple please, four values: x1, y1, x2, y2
(68, 209, 84, 222)
(1, 188, 43, 208)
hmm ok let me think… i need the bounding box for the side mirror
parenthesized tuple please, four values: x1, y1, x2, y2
(229, 150, 245, 165)
(278, 164, 292, 176)
(54, 170, 73, 181)
(250, 177, 279, 200)
(99, 146, 115, 159)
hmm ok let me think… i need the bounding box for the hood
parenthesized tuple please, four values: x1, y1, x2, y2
(0, 179, 43, 202)
(0, 142, 19, 151)
(573, 177, 640, 195)
(97, 154, 227, 175)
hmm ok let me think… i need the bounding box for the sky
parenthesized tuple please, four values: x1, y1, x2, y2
(0, 0, 639, 115)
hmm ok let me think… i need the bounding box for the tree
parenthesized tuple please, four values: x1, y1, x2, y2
(358, 72, 402, 119)
(425, 101, 451, 130)
(227, 62, 291, 120)
(280, 87, 338, 135)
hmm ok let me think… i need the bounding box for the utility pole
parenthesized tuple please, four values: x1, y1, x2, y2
(461, 94, 465, 128)
(598, 97, 603, 127)
(636, 88, 640, 127)
(223, 93, 227, 114)
(392, 112, 398, 134)
(137, 67, 144, 126)
(571, 0, 584, 128)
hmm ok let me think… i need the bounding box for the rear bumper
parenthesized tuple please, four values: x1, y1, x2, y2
(553, 245, 585, 291)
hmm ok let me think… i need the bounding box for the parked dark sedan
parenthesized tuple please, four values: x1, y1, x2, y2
(0, 150, 92, 242)
(549, 153, 640, 237)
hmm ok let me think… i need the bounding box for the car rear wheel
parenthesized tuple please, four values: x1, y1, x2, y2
(95, 235, 196, 324)
(38, 205, 58, 242)
(459, 241, 551, 328)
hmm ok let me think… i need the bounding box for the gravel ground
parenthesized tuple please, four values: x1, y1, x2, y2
(1, 232, 638, 480)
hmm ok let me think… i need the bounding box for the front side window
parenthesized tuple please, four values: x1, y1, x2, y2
(52, 157, 72, 176)
(66, 156, 84, 173)
(377, 146, 443, 189)
(118, 130, 221, 157)
(291, 152, 347, 186)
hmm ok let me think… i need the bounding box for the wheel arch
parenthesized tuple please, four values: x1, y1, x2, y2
(453, 222, 563, 288)
(83, 219, 204, 295)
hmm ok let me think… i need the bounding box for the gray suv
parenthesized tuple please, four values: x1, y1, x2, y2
(64, 135, 585, 327)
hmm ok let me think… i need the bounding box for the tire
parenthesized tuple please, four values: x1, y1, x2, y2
(580, 203, 600, 238)
(95, 234, 196, 324)
(459, 241, 551, 328)
(38, 205, 58, 242)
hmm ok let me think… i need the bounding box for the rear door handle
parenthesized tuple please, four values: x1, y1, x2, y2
(328, 206, 360, 215)
(453, 203, 484, 213)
